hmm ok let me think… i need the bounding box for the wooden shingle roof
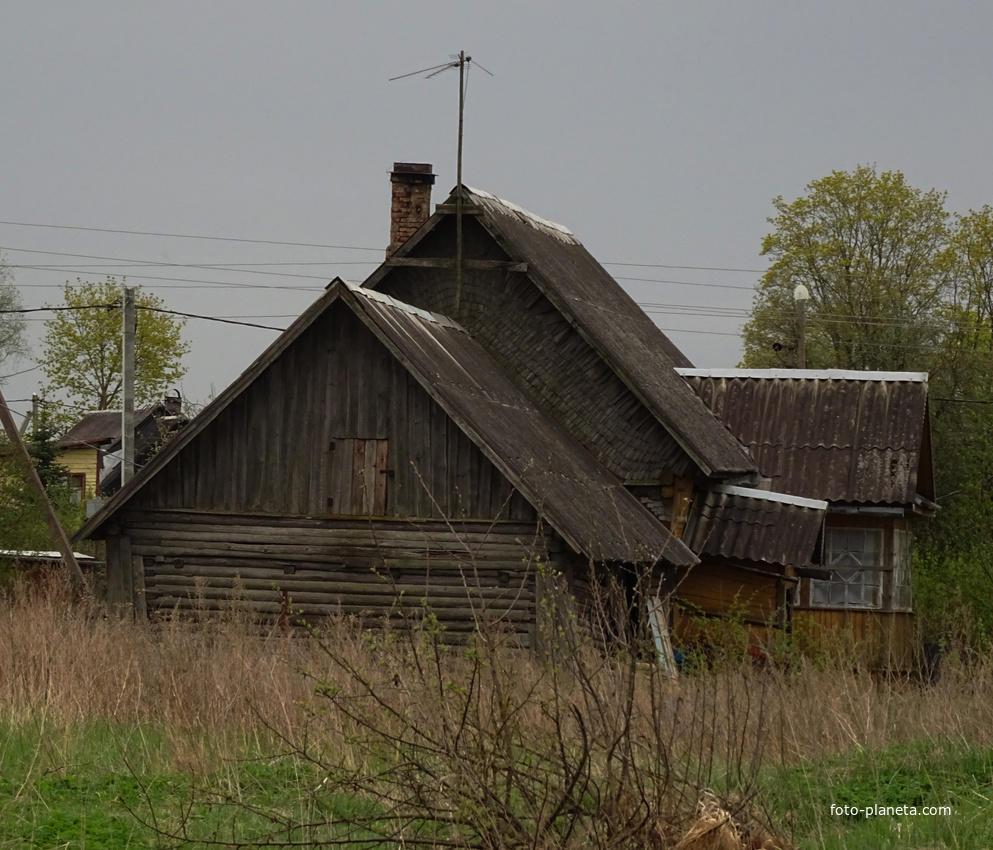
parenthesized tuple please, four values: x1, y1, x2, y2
(367, 186, 756, 479)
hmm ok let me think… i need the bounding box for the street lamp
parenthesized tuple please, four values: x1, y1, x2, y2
(794, 284, 810, 368)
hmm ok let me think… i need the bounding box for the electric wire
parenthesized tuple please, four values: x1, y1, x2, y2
(0, 220, 384, 252)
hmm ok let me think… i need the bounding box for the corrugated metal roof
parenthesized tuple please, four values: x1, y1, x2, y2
(678, 370, 932, 505)
(682, 487, 825, 567)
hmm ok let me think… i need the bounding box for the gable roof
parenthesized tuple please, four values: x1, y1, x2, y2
(77, 281, 696, 568)
(365, 186, 756, 479)
(60, 407, 157, 447)
(678, 369, 934, 505)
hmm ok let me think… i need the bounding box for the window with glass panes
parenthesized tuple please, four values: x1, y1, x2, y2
(810, 528, 884, 609)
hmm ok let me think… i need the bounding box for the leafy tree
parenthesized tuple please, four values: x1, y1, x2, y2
(742, 166, 953, 373)
(0, 252, 29, 383)
(742, 168, 993, 643)
(41, 278, 190, 426)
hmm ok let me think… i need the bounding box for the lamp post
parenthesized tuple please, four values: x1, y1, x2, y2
(794, 283, 810, 368)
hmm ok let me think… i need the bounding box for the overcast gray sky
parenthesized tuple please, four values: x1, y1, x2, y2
(3, 2, 992, 421)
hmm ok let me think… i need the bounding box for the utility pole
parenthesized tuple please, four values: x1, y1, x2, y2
(121, 285, 136, 486)
(0, 387, 85, 590)
(794, 284, 810, 369)
(18, 393, 38, 436)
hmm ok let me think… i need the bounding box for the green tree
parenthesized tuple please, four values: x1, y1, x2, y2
(0, 252, 29, 383)
(0, 431, 85, 554)
(41, 278, 190, 425)
(742, 166, 953, 373)
(742, 168, 993, 643)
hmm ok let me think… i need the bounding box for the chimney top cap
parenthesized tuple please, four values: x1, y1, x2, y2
(391, 162, 436, 184)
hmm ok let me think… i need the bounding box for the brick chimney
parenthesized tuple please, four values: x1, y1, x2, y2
(388, 162, 435, 257)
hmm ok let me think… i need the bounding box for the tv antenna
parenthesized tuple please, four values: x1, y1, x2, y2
(390, 51, 493, 313)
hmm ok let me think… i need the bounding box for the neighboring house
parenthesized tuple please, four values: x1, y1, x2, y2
(75, 164, 921, 663)
(59, 395, 187, 503)
(679, 369, 935, 667)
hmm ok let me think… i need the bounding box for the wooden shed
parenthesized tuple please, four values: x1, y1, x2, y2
(679, 369, 935, 667)
(75, 282, 696, 645)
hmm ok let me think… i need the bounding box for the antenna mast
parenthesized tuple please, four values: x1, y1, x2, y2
(455, 50, 466, 313)
(390, 51, 492, 316)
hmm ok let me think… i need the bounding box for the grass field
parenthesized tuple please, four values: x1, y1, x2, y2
(2, 584, 993, 849)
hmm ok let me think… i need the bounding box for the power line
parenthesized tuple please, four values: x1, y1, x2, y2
(615, 275, 756, 292)
(138, 305, 285, 331)
(605, 261, 765, 273)
(0, 304, 113, 315)
(3, 247, 337, 281)
(0, 365, 41, 379)
(0, 220, 384, 252)
(10, 271, 323, 292)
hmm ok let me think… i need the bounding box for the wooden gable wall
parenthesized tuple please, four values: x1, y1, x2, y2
(130, 301, 535, 522)
(375, 216, 697, 483)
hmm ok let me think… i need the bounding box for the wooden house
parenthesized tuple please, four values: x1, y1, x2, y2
(679, 369, 935, 667)
(59, 396, 187, 502)
(76, 165, 916, 660)
(364, 179, 827, 645)
(74, 280, 698, 645)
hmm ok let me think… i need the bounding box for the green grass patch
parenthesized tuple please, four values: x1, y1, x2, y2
(764, 739, 993, 849)
(0, 720, 373, 849)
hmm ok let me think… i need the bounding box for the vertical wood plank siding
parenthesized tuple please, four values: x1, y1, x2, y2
(376, 217, 697, 482)
(675, 562, 784, 625)
(124, 510, 546, 645)
(792, 610, 915, 670)
(132, 304, 535, 523)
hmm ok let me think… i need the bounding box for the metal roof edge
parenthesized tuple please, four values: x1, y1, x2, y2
(711, 485, 828, 511)
(678, 368, 928, 382)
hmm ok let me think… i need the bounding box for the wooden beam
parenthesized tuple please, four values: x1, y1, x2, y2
(0, 387, 86, 590)
(384, 257, 528, 273)
(434, 203, 483, 215)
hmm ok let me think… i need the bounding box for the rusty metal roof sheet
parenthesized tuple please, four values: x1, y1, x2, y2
(682, 485, 826, 567)
(678, 369, 932, 505)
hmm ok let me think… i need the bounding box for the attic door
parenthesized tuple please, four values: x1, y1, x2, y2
(328, 439, 389, 515)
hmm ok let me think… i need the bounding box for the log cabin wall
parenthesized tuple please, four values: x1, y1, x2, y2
(130, 302, 535, 522)
(100, 301, 551, 635)
(375, 217, 698, 483)
(106, 511, 551, 645)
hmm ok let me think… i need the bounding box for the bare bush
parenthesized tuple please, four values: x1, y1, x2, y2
(3, 575, 993, 848)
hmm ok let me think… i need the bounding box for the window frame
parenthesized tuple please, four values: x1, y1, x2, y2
(809, 527, 885, 610)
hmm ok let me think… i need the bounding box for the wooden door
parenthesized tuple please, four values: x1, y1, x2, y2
(328, 438, 389, 515)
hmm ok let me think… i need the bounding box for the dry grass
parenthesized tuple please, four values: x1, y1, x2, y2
(1, 578, 991, 848)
